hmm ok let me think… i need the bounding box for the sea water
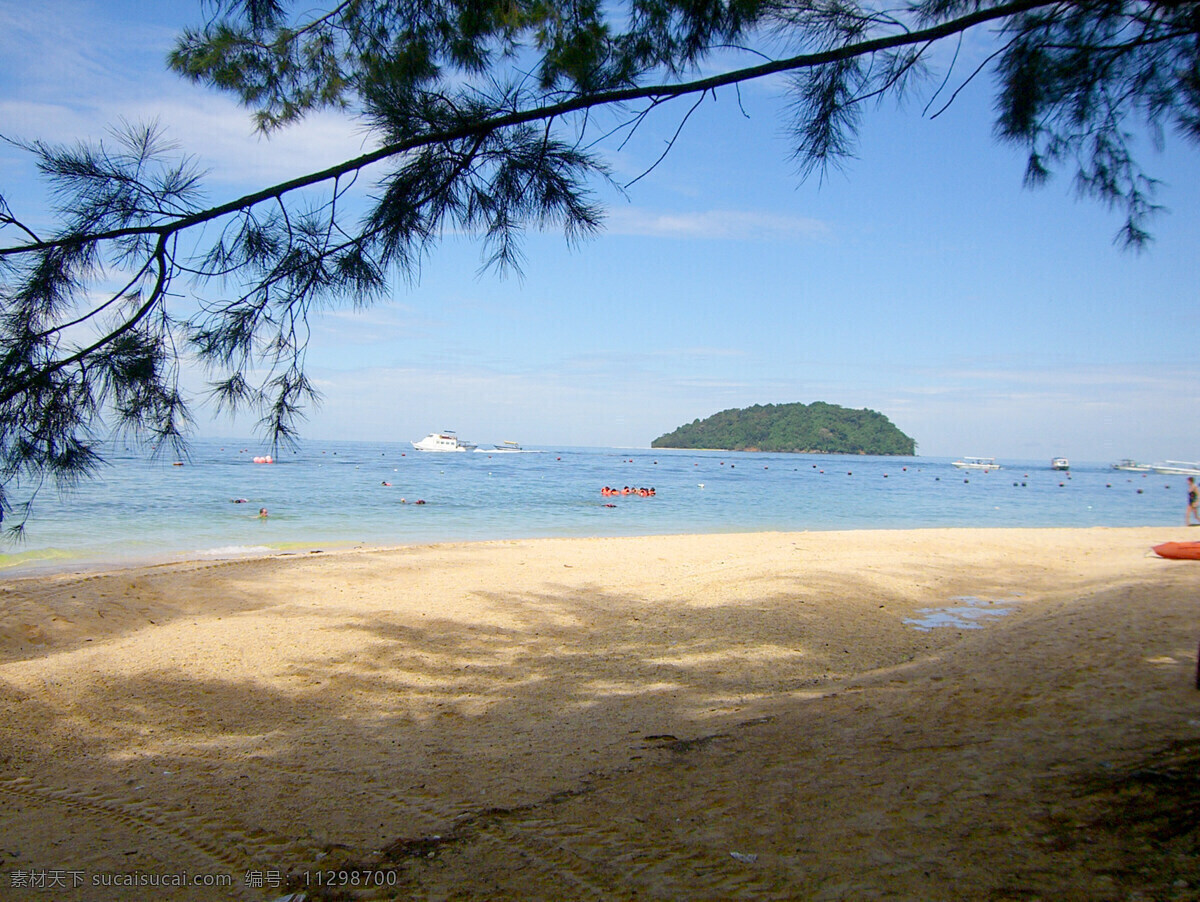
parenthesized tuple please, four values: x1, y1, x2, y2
(0, 438, 1181, 575)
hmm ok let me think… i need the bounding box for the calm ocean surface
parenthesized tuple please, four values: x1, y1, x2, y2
(0, 438, 1182, 575)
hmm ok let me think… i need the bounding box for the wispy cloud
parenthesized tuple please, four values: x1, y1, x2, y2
(649, 347, 748, 360)
(605, 206, 829, 240)
(135, 101, 372, 187)
(913, 361, 1198, 395)
(0, 2, 151, 98)
(0, 1, 373, 196)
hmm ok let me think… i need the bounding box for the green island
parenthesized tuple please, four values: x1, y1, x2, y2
(651, 402, 916, 455)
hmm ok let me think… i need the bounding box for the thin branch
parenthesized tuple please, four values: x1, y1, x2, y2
(844, 42, 931, 108)
(625, 89, 710, 189)
(0, 198, 43, 245)
(27, 255, 157, 342)
(923, 31, 964, 116)
(928, 39, 1016, 120)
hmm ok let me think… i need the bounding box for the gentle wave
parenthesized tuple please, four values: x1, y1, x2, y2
(193, 545, 279, 558)
(0, 547, 77, 571)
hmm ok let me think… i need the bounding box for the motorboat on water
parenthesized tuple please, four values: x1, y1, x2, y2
(1112, 459, 1153, 472)
(474, 441, 543, 454)
(1152, 460, 1200, 476)
(1051, 457, 1070, 471)
(412, 431, 477, 452)
(952, 457, 1001, 470)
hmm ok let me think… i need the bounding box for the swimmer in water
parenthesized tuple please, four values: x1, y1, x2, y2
(258, 508, 268, 519)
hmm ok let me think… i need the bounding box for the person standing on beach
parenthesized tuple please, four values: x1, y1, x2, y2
(1187, 478, 1199, 526)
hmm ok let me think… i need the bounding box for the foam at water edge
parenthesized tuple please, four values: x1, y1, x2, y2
(193, 545, 278, 558)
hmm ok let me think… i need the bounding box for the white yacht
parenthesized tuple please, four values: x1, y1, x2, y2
(1051, 457, 1070, 471)
(475, 441, 542, 454)
(1152, 460, 1200, 476)
(1112, 459, 1153, 472)
(411, 431, 477, 452)
(952, 457, 1001, 470)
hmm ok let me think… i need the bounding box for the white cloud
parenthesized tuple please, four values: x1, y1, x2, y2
(649, 346, 748, 361)
(1, 90, 373, 192)
(879, 361, 1200, 459)
(140, 99, 376, 189)
(0, 0, 373, 199)
(605, 206, 829, 240)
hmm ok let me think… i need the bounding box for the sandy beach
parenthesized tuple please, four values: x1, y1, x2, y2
(1, 526, 1199, 900)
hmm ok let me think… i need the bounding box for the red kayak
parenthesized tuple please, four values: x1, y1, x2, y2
(1153, 542, 1200, 560)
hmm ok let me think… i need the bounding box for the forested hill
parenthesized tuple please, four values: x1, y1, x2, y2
(651, 403, 916, 455)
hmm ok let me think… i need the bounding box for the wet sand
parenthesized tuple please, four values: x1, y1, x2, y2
(1, 527, 1199, 900)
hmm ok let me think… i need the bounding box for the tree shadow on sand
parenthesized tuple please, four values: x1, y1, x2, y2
(3, 558, 1198, 900)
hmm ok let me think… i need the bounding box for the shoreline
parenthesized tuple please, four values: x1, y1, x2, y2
(1, 519, 1190, 582)
(3, 526, 1199, 899)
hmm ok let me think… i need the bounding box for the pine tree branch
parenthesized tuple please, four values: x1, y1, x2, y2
(0, 236, 171, 406)
(1, 0, 1063, 261)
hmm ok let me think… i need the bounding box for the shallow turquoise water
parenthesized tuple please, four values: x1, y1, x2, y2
(0, 438, 1180, 574)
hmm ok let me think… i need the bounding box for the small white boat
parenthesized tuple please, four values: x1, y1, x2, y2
(952, 457, 1001, 470)
(1051, 457, 1070, 471)
(1112, 459, 1153, 472)
(474, 441, 542, 454)
(1152, 460, 1200, 476)
(412, 431, 477, 452)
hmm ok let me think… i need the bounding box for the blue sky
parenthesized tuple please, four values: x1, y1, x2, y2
(2, 1, 1198, 461)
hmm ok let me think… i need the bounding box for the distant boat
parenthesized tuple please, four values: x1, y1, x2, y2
(475, 441, 543, 454)
(412, 431, 477, 452)
(1051, 457, 1070, 471)
(1111, 459, 1153, 472)
(952, 457, 1001, 470)
(1153, 460, 1200, 476)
